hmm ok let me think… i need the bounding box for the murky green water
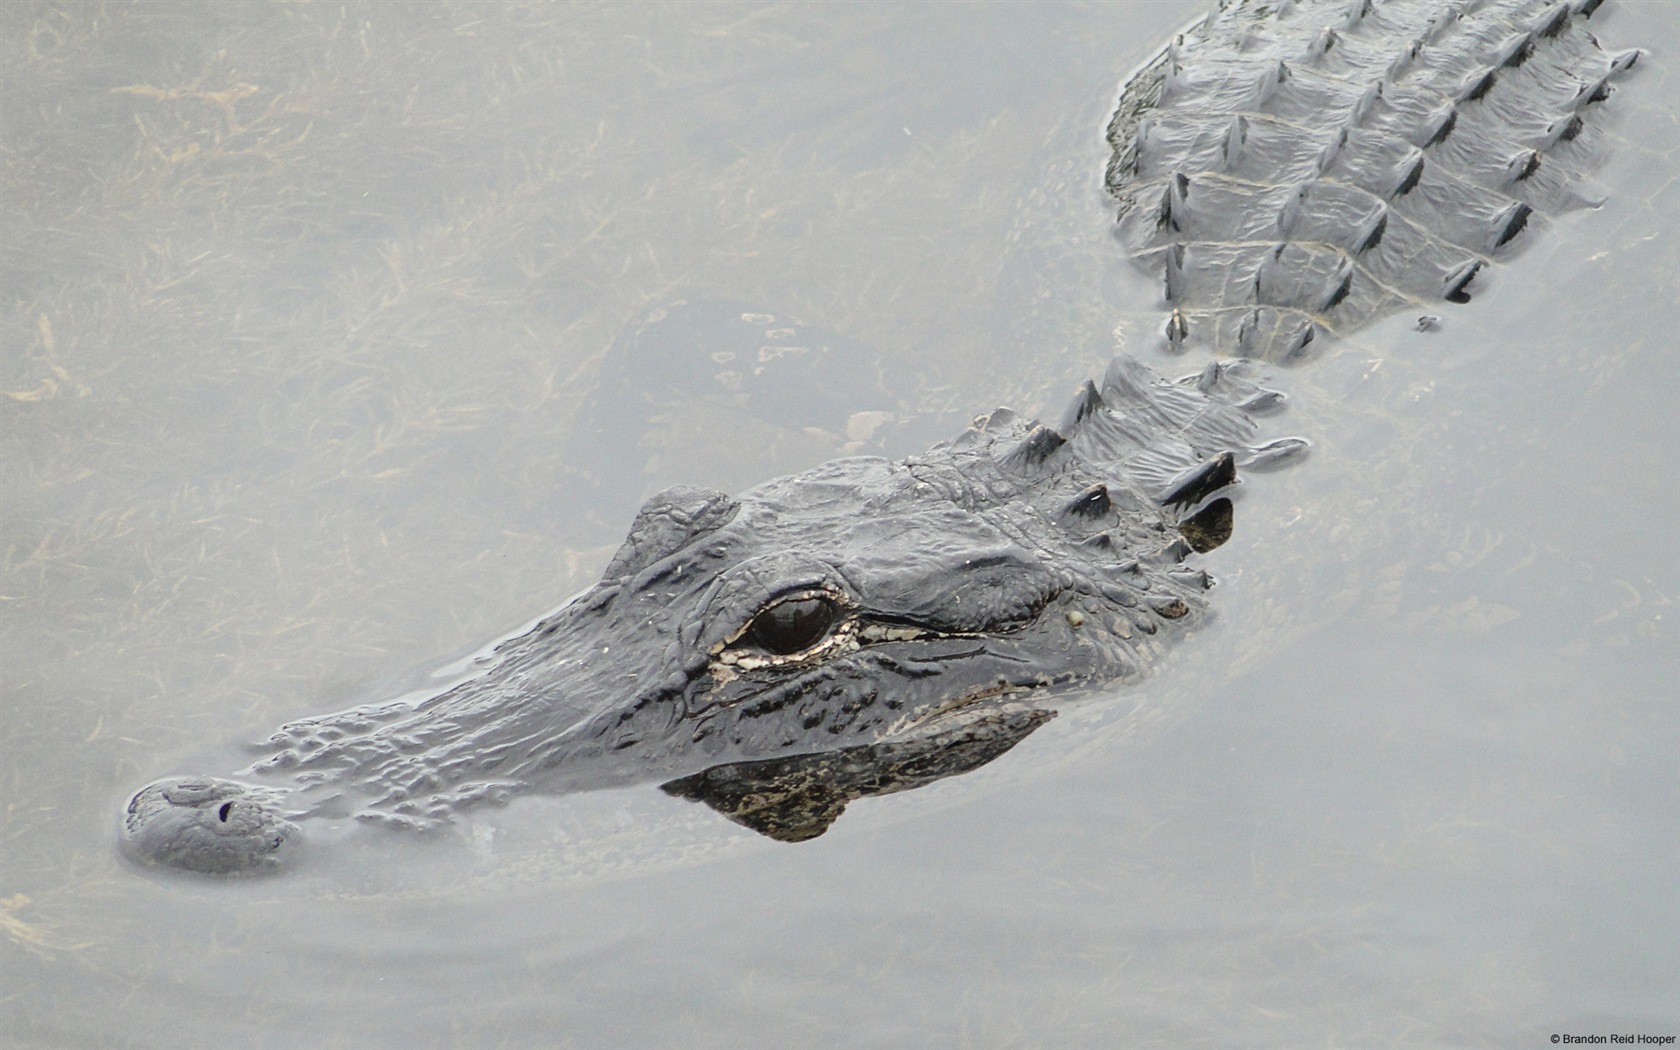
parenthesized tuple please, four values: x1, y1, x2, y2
(3, 2, 1676, 1046)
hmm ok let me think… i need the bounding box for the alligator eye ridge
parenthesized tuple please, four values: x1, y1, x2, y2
(741, 595, 839, 655)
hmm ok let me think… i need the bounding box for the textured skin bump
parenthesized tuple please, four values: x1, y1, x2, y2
(1106, 0, 1638, 360)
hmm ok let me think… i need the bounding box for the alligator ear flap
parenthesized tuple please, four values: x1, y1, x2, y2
(1157, 451, 1236, 509)
(602, 485, 739, 582)
(1179, 497, 1234, 553)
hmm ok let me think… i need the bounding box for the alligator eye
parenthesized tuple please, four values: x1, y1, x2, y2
(741, 596, 839, 655)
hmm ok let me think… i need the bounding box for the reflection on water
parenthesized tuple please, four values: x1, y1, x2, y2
(663, 706, 1053, 843)
(3, 1, 1677, 1045)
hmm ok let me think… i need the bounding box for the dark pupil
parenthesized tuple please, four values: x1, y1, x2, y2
(744, 597, 836, 655)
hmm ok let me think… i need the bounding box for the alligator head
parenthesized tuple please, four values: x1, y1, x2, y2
(121, 355, 1301, 874)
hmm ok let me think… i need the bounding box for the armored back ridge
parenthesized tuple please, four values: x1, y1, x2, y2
(119, 0, 1641, 874)
(1107, 0, 1637, 360)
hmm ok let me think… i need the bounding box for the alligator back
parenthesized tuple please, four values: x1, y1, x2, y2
(1106, 0, 1638, 360)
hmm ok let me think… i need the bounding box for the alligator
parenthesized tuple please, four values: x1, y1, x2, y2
(121, 0, 1640, 874)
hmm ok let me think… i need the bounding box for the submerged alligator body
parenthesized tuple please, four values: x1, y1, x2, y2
(122, 0, 1638, 874)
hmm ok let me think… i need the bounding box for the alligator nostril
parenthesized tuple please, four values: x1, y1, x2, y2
(217, 802, 233, 822)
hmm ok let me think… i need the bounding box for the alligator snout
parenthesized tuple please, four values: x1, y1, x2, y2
(122, 777, 296, 875)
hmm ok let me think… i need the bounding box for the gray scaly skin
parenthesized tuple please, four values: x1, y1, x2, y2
(1108, 0, 1639, 360)
(121, 0, 1638, 874)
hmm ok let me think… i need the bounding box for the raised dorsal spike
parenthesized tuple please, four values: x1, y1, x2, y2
(1057, 379, 1106, 435)
(1344, 0, 1374, 28)
(1576, 75, 1613, 108)
(1285, 320, 1318, 361)
(1317, 127, 1348, 175)
(1001, 425, 1067, 471)
(1278, 182, 1309, 233)
(1540, 112, 1585, 149)
(1308, 26, 1338, 61)
(1158, 451, 1237, 509)
(1611, 49, 1643, 74)
(1422, 104, 1458, 147)
(1194, 361, 1221, 395)
(1256, 60, 1291, 107)
(1499, 32, 1537, 68)
(1125, 117, 1152, 177)
(1061, 484, 1113, 521)
(1322, 261, 1354, 311)
(1237, 388, 1287, 414)
(1390, 151, 1426, 198)
(1490, 201, 1532, 250)
(1443, 259, 1481, 303)
(1165, 308, 1189, 351)
(1164, 242, 1186, 306)
(1236, 309, 1262, 356)
(1349, 81, 1381, 125)
(1221, 115, 1248, 169)
(1535, 3, 1570, 38)
(1573, 0, 1607, 17)
(1157, 171, 1190, 232)
(1506, 150, 1542, 184)
(1238, 437, 1310, 471)
(1459, 68, 1498, 103)
(1355, 208, 1388, 253)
